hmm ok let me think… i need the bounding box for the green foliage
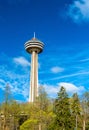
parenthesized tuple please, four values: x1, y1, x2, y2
(53, 86, 73, 130)
(86, 121, 89, 130)
(70, 93, 82, 129)
(20, 119, 38, 130)
(37, 86, 50, 111)
(1, 84, 89, 130)
(81, 92, 89, 130)
(81, 92, 89, 112)
(71, 93, 81, 115)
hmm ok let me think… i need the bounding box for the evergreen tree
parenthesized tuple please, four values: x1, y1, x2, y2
(71, 93, 82, 129)
(81, 92, 89, 130)
(54, 86, 73, 130)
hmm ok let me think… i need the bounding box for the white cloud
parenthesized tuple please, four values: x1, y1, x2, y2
(51, 66, 64, 73)
(0, 76, 29, 101)
(45, 71, 89, 81)
(13, 56, 30, 67)
(0, 79, 6, 90)
(0, 85, 5, 90)
(43, 84, 58, 94)
(0, 62, 30, 101)
(58, 82, 85, 94)
(10, 82, 29, 101)
(43, 84, 58, 98)
(80, 58, 89, 62)
(42, 82, 86, 98)
(68, 0, 89, 23)
(0, 79, 5, 84)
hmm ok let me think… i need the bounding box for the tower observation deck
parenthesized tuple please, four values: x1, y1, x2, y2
(24, 35, 44, 102)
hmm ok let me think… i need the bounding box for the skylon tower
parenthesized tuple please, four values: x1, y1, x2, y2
(24, 34, 44, 102)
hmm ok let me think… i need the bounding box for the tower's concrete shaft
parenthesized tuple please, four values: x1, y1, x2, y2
(30, 51, 38, 102)
(25, 37, 44, 102)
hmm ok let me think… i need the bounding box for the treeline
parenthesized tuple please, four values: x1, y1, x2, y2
(0, 84, 89, 130)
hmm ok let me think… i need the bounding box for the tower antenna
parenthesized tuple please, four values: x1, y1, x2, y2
(34, 32, 35, 38)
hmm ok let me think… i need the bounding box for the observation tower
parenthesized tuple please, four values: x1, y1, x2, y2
(24, 34, 44, 102)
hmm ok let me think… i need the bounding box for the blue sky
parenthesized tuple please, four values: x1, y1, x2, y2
(0, 0, 89, 102)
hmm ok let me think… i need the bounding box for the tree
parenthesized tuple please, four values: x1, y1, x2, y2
(81, 92, 89, 130)
(53, 86, 73, 130)
(1, 84, 21, 130)
(20, 119, 38, 130)
(1, 83, 12, 130)
(70, 93, 82, 130)
(20, 86, 54, 130)
(34, 86, 53, 130)
(9, 100, 21, 129)
(37, 86, 49, 111)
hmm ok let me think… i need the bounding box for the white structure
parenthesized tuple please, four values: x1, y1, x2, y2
(24, 35, 44, 102)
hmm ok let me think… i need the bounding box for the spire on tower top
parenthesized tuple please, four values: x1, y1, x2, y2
(34, 32, 35, 39)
